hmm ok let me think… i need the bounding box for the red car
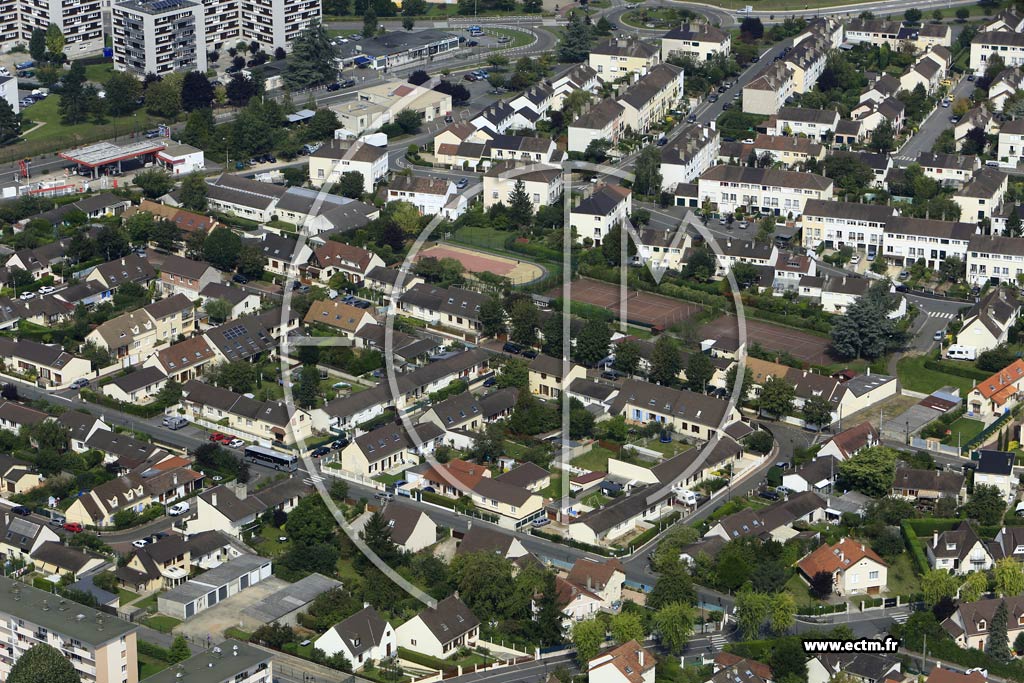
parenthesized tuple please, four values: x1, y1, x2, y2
(209, 433, 231, 443)
(63, 522, 83, 533)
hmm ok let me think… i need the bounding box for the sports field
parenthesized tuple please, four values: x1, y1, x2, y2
(418, 243, 545, 284)
(549, 278, 701, 328)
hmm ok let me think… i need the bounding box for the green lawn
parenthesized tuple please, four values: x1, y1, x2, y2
(896, 355, 975, 396)
(570, 446, 618, 472)
(373, 472, 404, 485)
(20, 94, 163, 145)
(142, 615, 181, 633)
(453, 226, 510, 251)
(131, 592, 162, 613)
(85, 62, 116, 84)
(943, 417, 986, 447)
(138, 653, 169, 678)
(785, 572, 814, 606)
(503, 440, 528, 458)
(628, 437, 693, 458)
(541, 473, 564, 499)
(118, 588, 139, 606)
(488, 28, 534, 49)
(885, 552, 921, 596)
(225, 627, 253, 641)
(581, 492, 610, 507)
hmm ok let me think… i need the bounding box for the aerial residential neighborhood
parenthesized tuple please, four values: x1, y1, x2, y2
(3, 0, 1024, 682)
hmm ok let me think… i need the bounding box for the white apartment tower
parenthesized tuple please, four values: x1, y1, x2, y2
(240, 0, 320, 50)
(112, 0, 207, 77)
(6, 0, 104, 56)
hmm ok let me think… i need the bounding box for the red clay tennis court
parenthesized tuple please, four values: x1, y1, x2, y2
(699, 316, 834, 365)
(549, 278, 701, 328)
(417, 243, 544, 282)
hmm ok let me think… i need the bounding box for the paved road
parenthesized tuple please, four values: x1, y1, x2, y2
(895, 76, 976, 166)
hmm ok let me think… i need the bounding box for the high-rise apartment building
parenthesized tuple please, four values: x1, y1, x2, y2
(0, 575, 139, 683)
(111, 0, 206, 77)
(0, 0, 104, 56)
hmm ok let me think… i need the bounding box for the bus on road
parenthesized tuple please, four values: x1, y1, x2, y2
(243, 445, 298, 472)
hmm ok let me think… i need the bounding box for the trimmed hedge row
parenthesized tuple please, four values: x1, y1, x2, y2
(901, 520, 931, 575)
(924, 359, 991, 381)
(138, 640, 172, 663)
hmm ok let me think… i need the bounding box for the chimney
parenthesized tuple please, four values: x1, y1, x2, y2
(933, 530, 939, 547)
(587, 575, 592, 590)
(212, 492, 217, 507)
(121, 258, 126, 266)
(235, 481, 247, 500)
(173, 473, 178, 487)
(638, 648, 645, 668)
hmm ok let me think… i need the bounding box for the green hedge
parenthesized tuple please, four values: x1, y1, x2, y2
(797, 602, 848, 615)
(628, 512, 681, 549)
(901, 520, 931, 575)
(421, 492, 455, 509)
(80, 388, 169, 419)
(923, 359, 991, 381)
(531, 528, 623, 557)
(138, 640, 172, 663)
(397, 647, 452, 670)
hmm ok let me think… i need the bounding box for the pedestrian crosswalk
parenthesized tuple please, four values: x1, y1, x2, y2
(929, 311, 956, 319)
(709, 634, 728, 650)
(895, 154, 916, 163)
(302, 472, 326, 487)
(891, 611, 910, 624)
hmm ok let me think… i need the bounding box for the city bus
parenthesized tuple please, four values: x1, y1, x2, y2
(243, 445, 298, 472)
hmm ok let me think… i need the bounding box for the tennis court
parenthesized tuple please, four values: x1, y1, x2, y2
(418, 243, 545, 283)
(699, 316, 834, 365)
(550, 278, 701, 328)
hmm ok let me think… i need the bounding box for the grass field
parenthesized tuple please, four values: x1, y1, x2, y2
(84, 63, 116, 84)
(138, 653, 169, 679)
(581, 491, 610, 507)
(118, 588, 139, 606)
(570, 446, 618, 472)
(628, 437, 693, 459)
(896, 355, 975, 396)
(453, 226, 510, 251)
(488, 28, 534, 49)
(943, 417, 986, 447)
(131, 592, 162, 613)
(142, 615, 181, 633)
(20, 94, 162, 145)
(541, 474, 564, 499)
(886, 553, 922, 596)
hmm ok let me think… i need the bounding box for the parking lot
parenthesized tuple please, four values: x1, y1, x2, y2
(172, 576, 292, 639)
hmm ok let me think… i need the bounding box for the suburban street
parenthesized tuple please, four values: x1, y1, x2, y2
(895, 75, 976, 165)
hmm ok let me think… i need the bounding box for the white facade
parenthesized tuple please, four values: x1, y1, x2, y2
(570, 186, 632, 247)
(660, 125, 720, 190)
(0, 77, 18, 116)
(239, 0, 320, 49)
(112, 0, 208, 77)
(697, 166, 834, 217)
(967, 236, 1024, 286)
(971, 31, 1024, 73)
(15, 0, 104, 56)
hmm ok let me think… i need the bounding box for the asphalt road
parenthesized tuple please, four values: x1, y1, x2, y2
(895, 76, 976, 166)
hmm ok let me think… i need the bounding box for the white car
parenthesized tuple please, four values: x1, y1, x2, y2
(227, 438, 244, 448)
(849, 255, 861, 265)
(131, 539, 149, 549)
(38, 285, 55, 295)
(18, 292, 35, 300)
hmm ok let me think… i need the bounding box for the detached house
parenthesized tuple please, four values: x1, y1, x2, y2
(529, 354, 587, 400)
(661, 22, 730, 62)
(589, 36, 660, 82)
(0, 338, 91, 389)
(483, 161, 563, 212)
(942, 597, 1024, 650)
(570, 184, 633, 247)
(974, 449, 1017, 501)
(967, 359, 1024, 419)
(927, 522, 994, 575)
(954, 167, 1008, 224)
(340, 422, 443, 477)
(797, 537, 888, 596)
(891, 468, 966, 505)
(587, 640, 656, 683)
(157, 255, 220, 301)
(186, 479, 310, 539)
(306, 241, 385, 285)
(308, 139, 388, 193)
(316, 607, 396, 671)
(303, 300, 375, 338)
(956, 284, 1020, 350)
(395, 595, 479, 659)
(387, 175, 464, 219)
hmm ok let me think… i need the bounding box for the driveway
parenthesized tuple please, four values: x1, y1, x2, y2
(172, 577, 290, 640)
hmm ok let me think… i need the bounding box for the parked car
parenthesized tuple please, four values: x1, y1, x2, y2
(131, 539, 149, 548)
(310, 446, 331, 458)
(168, 501, 190, 516)
(934, 330, 945, 341)
(482, 377, 497, 387)
(503, 342, 522, 354)
(18, 291, 34, 300)
(227, 438, 244, 448)
(464, 73, 477, 81)
(686, 113, 696, 123)
(331, 438, 349, 449)
(163, 415, 188, 430)
(758, 489, 780, 501)
(456, 178, 469, 189)
(708, 94, 718, 102)
(327, 82, 342, 91)
(340, 79, 356, 88)
(722, 102, 732, 110)
(898, 270, 909, 280)
(63, 522, 84, 533)
(522, 348, 538, 359)
(70, 378, 89, 390)
(11, 506, 31, 516)
(375, 491, 394, 502)
(232, 273, 249, 284)
(968, 73, 976, 81)
(531, 518, 550, 528)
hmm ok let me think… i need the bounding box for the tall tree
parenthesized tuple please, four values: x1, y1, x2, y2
(146, 77, 182, 118)
(558, 12, 594, 63)
(649, 335, 681, 386)
(995, 557, 1024, 597)
(295, 365, 320, 409)
(507, 179, 534, 227)
(181, 70, 216, 111)
(987, 599, 1013, 662)
(203, 227, 243, 270)
(8, 644, 80, 683)
(168, 635, 191, 663)
(613, 340, 641, 375)
(541, 314, 563, 357)
(363, 8, 379, 37)
(28, 28, 46, 62)
(684, 352, 714, 393)
(610, 612, 645, 645)
(480, 296, 506, 338)
(573, 318, 611, 367)
(769, 593, 796, 635)
(0, 99, 21, 144)
(509, 299, 539, 346)
(571, 618, 605, 664)
(133, 168, 175, 199)
(837, 446, 897, 497)
(959, 571, 989, 603)
(58, 60, 89, 124)
(653, 603, 695, 655)
(44, 23, 65, 55)
(963, 484, 1006, 525)
(104, 72, 142, 116)
(286, 21, 338, 89)
(801, 396, 834, 431)
(360, 510, 399, 563)
(179, 172, 208, 211)
(759, 376, 795, 418)
(724, 364, 753, 404)
(633, 147, 662, 196)
(735, 589, 771, 639)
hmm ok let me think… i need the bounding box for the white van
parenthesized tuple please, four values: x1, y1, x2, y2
(168, 501, 190, 516)
(675, 489, 698, 505)
(947, 344, 977, 361)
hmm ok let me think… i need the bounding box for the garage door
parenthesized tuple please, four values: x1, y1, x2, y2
(185, 602, 194, 618)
